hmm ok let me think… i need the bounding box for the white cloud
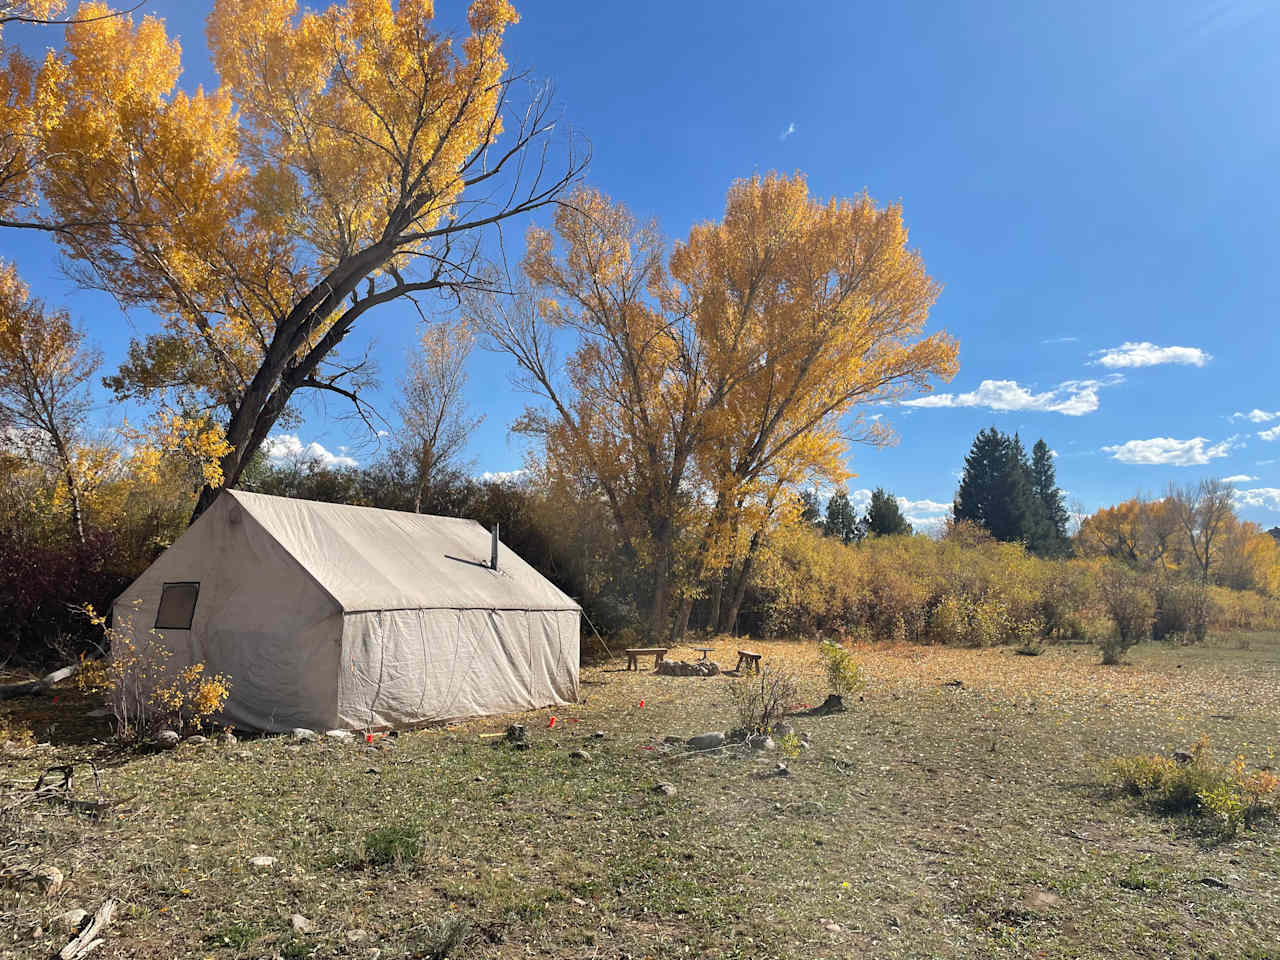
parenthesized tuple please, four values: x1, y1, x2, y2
(1230, 409, 1280, 423)
(898, 497, 951, 515)
(1094, 341, 1211, 368)
(479, 469, 528, 484)
(902, 376, 1119, 416)
(1232, 487, 1280, 512)
(1102, 436, 1234, 467)
(1259, 425, 1280, 442)
(1222, 474, 1257, 484)
(779, 121, 797, 141)
(262, 433, 358, 469)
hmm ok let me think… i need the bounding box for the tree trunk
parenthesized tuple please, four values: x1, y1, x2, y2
(719, 528, 764, 635)
(707, 577, 723, 632)
(671, 595, 694, 643)
(50, 432, 85, 544)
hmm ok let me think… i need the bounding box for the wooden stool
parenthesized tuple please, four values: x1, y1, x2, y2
(625, 647, 669, 671)
(735, 650, 762, 673)
(692, 646, 714, 661)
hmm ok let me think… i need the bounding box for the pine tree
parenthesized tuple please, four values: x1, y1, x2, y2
(797, 488, 823, 526)
(823, 489, 861, 543)
(1029, 438, 1070, 556)
(863, 487, 912, 537)
(954, 427, 1040, 545)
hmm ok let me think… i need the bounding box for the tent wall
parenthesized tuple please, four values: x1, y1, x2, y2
(111, 496, 343, 732)
(337, 608, 579, 728)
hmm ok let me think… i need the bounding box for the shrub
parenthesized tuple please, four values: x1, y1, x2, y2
(1152, 578, 1212, 644)
(817, 639, 865, 697)
(362, 822, 425, 867)
(1109, 736, 1279, 837)
(83, 604, 231, 739)
(727, 667, 798, 737)
(1097, 565, 1155, 664)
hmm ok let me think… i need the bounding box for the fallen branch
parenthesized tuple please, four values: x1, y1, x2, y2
(0, 664, 79, 701)
(60, 898, 118, 959)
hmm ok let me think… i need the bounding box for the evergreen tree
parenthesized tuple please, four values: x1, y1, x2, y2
(823, 489, 861, 543)
(1029, 438, 1070, 556)
(863, 487, 912, 537)
(797, 488, 823, 527)
(954, 427, 1040, 545)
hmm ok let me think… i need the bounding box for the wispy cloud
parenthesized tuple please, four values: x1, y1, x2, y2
(1041, 336, 1079, 344)
(1260, 425, 1280, 443)
(902, 376, 1121, 416)
(1222, 474, 1257, 484)
(779, 121, 797, 141)
(1093, 341, 1210, 368)
(1102, 436, 1236, 467)
(263, 433, 359, 469)
(1230, 409, 1280, 423)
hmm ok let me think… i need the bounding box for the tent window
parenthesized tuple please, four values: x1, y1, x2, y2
(155, 582, 199, 630)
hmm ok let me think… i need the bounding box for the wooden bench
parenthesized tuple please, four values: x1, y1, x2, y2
(625, 647, 669, 671)
(735, 649, 762, 673)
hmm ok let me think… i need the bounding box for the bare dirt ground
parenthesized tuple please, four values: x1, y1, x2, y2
(2, 635, 1278, 959)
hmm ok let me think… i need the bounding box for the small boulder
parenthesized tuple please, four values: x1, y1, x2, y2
(771, 721, 795, 739)
(325, 730, 354, 742)
(52, 908, 87, 934)
(687, 731, 727, 751)
(746, 734, 776, 752)
(569, 749, 591, 761)
(219, 729, 238, 746)
(184, 735, 209, 746)
(1172, 749, 1195, 766)
(652, 782, 677, 797)
(774, 762, 790, 777)
(248, 855, 277, 870)
(346, 929, 369, 944)
(291, 914, 313, 934)
(290, 728, 316, 742)
(155, 729, 180, 750)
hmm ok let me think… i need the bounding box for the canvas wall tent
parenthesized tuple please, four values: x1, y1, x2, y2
(111, 490, 580, 731)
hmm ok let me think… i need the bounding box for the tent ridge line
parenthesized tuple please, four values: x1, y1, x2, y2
(342, 606, 581, 615)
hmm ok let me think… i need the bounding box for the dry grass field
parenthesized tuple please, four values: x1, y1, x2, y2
(2, 635, 1278, 959)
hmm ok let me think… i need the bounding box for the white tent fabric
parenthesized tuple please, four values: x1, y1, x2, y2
(111, 490, 580, 731)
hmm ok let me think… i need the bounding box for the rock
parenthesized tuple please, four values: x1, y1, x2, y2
(231, 750, 252, 761)
(662, 735, 684, 745)
(27, 924, 43, 941)
(505, 723, 527, 742)
(824, 921, 842, 933)
(796, 694, 847, 716)
(1172, 749, 1195, 765)
(325, 729, 354, 742)
(746, 734, 776, 752)
(184, 735, 208, 746)
(652, 782, 677, 797)
(33, 864, 62, 895)
(248, 856, 277, 870)
(656, 659, 720, 677)
(568, 749, 591, 761)
(53, 909, 87, 933)
(219, 729, 238, 746)
(346, 929, 369, 944)
(688, 731, 727, 751)
(774, 762, 790, 777)
(590, 730, 606, 739)
(1021, 889, 1061, 912)
(155, 729, 180, 750)
(1196, 876, 1230, 889)
(290, 914, 313, 934)
(290, 728, 316, 741)
(771, 721, 795, 739)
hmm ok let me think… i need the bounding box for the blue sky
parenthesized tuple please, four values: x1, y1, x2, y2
(3, 1, 1279, 532)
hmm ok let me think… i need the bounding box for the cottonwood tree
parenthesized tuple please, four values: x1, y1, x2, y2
(0, 261, 99, 541)
(1168, 479, 1235, 583)
(1, 0, 582, 518)
(474, 175, 957, 638)
(396, 318, 482, 513)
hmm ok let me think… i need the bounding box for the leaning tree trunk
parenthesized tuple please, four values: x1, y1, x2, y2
(719, 528, 764, 635)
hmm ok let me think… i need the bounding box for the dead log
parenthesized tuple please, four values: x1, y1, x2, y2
(0, 664, 79, 701)
(59, 899, 117, 959)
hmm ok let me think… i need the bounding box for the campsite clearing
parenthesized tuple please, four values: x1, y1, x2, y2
(2, 636, 1279, 959)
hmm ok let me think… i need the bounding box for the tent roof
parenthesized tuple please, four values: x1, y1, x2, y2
(222, 490, 578, 613)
